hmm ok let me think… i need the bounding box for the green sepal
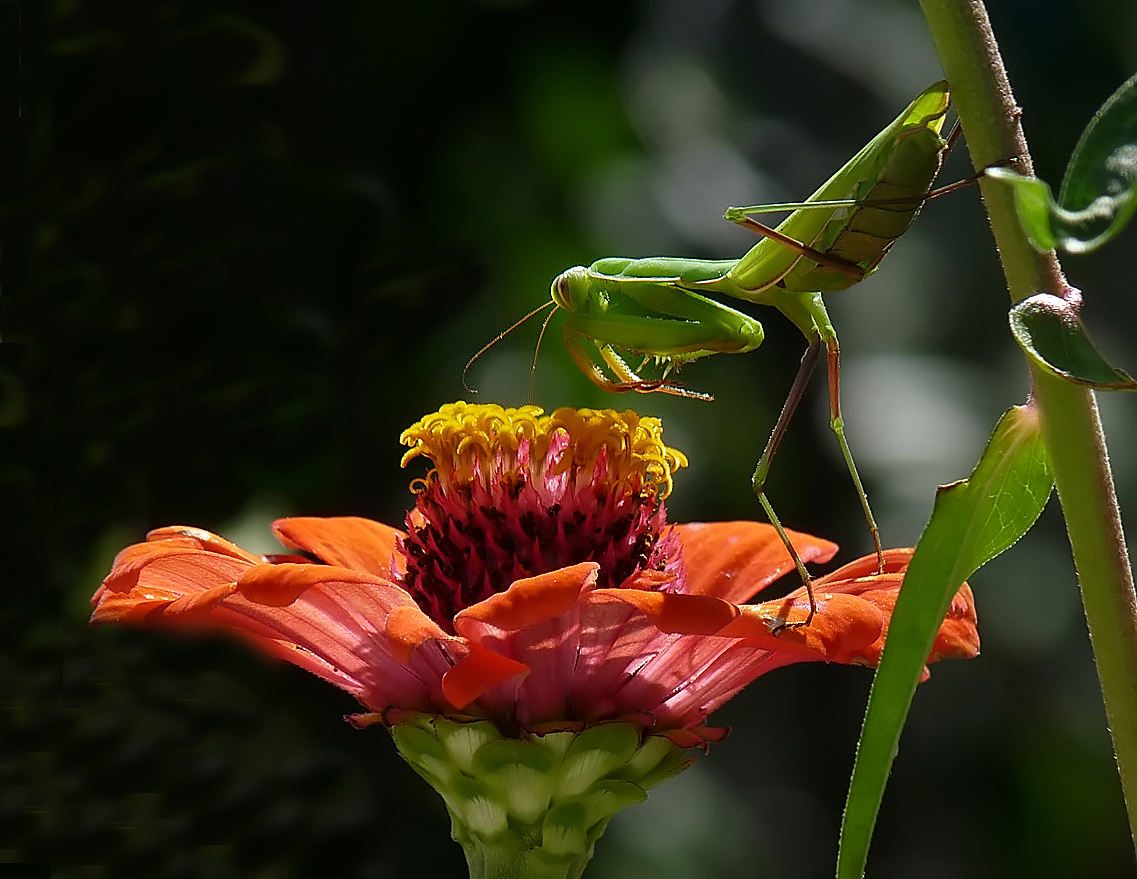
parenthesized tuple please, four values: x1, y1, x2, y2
(387, 715, 694, 879)
(985, 72, 1137, 254)
(838, 402, 1054, 878)
(556, 723, 640, 796)
(1010, 293, 1137, 390)
(611, 732, 694, 789)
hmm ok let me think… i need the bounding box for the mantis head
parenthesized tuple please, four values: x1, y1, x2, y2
(551, 266, 592, 313)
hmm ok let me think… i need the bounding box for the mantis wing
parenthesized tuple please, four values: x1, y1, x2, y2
(730, 81, 951, 294)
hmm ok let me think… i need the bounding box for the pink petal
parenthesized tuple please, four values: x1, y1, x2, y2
(94, 536, 444, 714)
(570, 592, 662, 722)
(453, 563, 599, 724)
(222, 565, 444, 711)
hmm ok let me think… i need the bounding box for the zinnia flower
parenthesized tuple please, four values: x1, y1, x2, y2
(91, 402, 978, 879)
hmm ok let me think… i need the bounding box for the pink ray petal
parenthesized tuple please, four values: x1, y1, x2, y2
(454, 562, 599, 724)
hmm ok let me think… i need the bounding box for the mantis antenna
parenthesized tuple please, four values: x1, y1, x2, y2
(463, 300, 557, 394)
(528, 303, 559, 404)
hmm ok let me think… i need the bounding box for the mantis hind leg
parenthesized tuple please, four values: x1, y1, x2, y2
(820, 329, 886, 574)
(729, 215, 867, 282)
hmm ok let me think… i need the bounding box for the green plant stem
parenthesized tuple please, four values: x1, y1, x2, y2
(920, 0, 1137, 846)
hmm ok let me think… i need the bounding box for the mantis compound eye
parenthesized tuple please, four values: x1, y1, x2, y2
(551, 266, 588, 311)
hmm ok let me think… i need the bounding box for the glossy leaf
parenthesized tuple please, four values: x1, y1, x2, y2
(1010, 293, 1137, 390)
(838, 403, 1054, 879)
(986, 72, 1137, 253)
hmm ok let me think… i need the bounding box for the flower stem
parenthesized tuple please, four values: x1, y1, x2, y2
(920, 0, 1137, 847)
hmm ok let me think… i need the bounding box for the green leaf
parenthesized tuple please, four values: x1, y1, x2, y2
(837, 403, 1054, 879)
(1010, 293, 1137, 389)
(985, 72, 1137, 253)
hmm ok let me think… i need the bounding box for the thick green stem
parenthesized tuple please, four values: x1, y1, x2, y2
(920, 0, 1137, 847)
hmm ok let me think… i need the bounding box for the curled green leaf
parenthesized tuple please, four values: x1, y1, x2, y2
(1009, 293, 1137, 390)
(986, 71, 1137, 253)
(838, 403, 1054, 879)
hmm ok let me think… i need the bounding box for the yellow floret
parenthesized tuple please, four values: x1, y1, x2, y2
(400, 402, 688, 499)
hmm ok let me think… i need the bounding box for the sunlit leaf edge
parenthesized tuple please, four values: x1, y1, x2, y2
(985, 73, 1137, 254)
(1009, 293, 1137, 390)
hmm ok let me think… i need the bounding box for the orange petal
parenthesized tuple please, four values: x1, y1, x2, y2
(589, 589, 740, 635)
(160, 582, 241, 619)
(857, 583, 980, 664)
(453, 562, 599, 636)
(933, 583, 980, 660)
(812, 547, 914, 588)
(385, 604, 450, 664)
(272, 516, 405, 577)
(234, 562, 379, 607)
(661, 726, 730, 749)
(719, 593, 886, 663)
(91, 593, 180, 624)
(92, 547, 251, 624)
(620, 569, 679, 591)
(788, 548, 979, 668)
(146, 526, 261, 563)
(98, 543, 199, 596)
(346, 712, 385, 730)
(675, 522, 838, 602)
(441, 643, 530, 709)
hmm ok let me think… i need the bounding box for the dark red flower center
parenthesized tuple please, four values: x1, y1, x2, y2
(396, 403, 688, 632)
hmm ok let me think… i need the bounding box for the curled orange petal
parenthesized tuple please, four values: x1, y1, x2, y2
(146, 526, 262, 563)
(234, 562, 377, 607)
(385, 604, 450, 664)
(720, 593, 886, 662)
(441, 644, 530, 710)
(161, 582, 240, 620)
(272, 516, 405, 577)
(453, 562, 598, 636)
(589, 589, 740, 635)
(933, 583, 980, 660)
(675, 521, 838, 602)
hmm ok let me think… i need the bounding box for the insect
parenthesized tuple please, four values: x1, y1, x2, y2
(470, 82, 954, 624)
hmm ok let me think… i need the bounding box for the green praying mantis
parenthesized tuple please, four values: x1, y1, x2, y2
(468, 81, 961, 624)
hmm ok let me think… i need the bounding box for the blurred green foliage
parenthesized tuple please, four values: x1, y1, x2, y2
(4, 0, 1137, 876)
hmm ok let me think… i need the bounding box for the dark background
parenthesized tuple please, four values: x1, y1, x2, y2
(5, 1, 1137, 876)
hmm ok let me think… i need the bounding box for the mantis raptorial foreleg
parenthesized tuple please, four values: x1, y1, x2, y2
(563, 328, 714, 401)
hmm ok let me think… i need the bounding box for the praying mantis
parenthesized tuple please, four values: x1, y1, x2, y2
(472, 82, 956, 623)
